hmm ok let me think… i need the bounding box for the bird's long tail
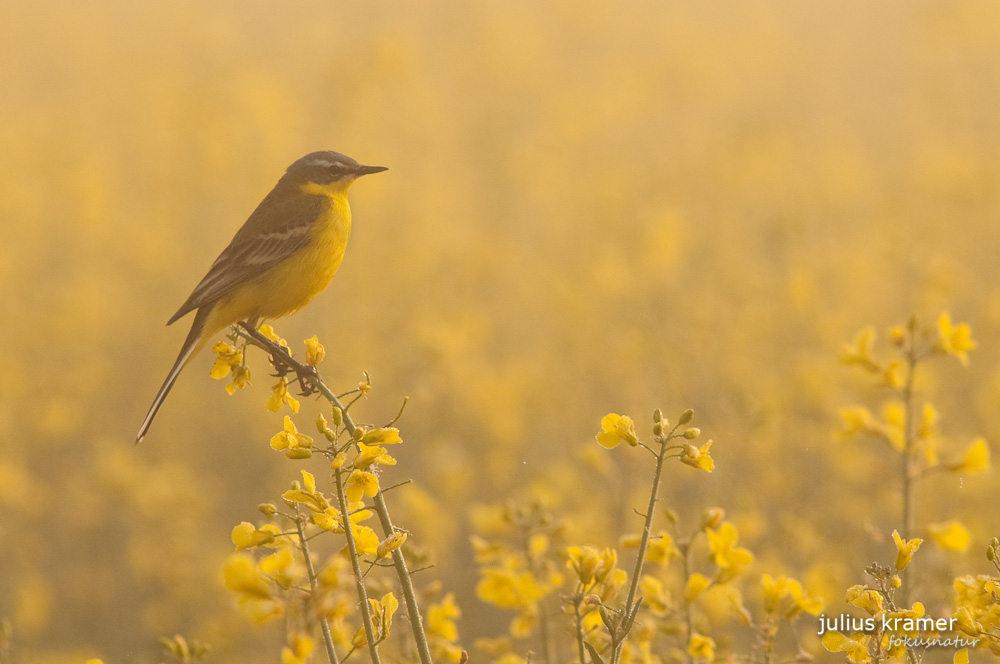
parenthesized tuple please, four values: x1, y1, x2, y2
(136, 307, 211, 444)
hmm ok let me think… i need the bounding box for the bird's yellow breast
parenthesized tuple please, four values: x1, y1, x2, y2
(203, 188, 351, 336)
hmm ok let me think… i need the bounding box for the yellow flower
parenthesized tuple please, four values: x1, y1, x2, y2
(492, 655, 528, 664)
(891, 530, 922, 571)
(210, 342, 244, 379)
(823, 631, 870, 663)
(270, 416, 314, 458)
(312, 507, 343, 532)
(231, 521, 278, 550)
(680, 440, 715, 472)
(955, 649, 969, 664)
(476, 561, 557, 613)
(846, 585, 883, 616)
(313, 502, 374, 537)
(345, 469, 380, 502)
(377, 530, 408, 558)
(645, 531, 678, 564)
(351, 524, 380, 555)
(599, 568, 627, 603)
(836, 406, 879, 439)
(880, 401, 906, 450)
(226, 365, 252, 395)
(937, 313, 976, 365)
(223, 553, 272, 600)
(529, 533, 549, 558)
(639, 574, 670, 613)
(369, 592, 399, 641)
(883, 359, 905, 388)
(266, 377, 300, 413)
(258, 324, 289, 349)
(952, 604, 982, 638)
(567, 545, 617, 585)
(917, 403, 938, 439)
(785, 578, 823, 616)
(840, 326, 878, 368)
(281, 633, 314, 664)
(687, 634, 715, 661)
(949, 438, 990, 475)
(260, 543, 304, 590)
(282, 471, 330, 512)
(881, 601, 924, 633)
(428, 592, 461, 641)
(685, 573, 712, 602)
(361, 427, 403, 445)
(762, 574, 788, 613)
(597, 413, 639, 448)
(304, 335, 325, 366)
(476, 568, 526, 609)
(701, 507, 725, 529)
(928, 521, 971, 552)
(706, 522, 754, 579)
(353, 442, 398, 470)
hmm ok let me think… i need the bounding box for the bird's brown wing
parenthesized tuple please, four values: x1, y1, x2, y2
(167, 192, 326, 325)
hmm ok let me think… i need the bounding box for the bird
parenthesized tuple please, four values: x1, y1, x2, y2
(136, 150, 387, 443)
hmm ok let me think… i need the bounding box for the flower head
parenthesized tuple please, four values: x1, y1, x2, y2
(892, 530, 922, 571)
(680, 440, 715, 472)
(597, 413, 639, 449)
(937, 313, 976, 365)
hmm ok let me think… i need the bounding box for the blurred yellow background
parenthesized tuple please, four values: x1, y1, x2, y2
(2, 0, 999, 661)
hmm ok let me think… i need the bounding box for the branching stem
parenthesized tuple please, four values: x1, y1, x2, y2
(294, 514, 340, 664)
(238, 323, 434, 664)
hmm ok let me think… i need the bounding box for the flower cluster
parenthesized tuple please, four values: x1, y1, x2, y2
(217, 330, 461, 664)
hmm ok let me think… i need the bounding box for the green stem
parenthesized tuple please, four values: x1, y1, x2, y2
(612, 437, 668, 664)
(573, 596, 588, 664)
(295, 515, 340, 664)
(371, 491, 435, 664)
(333, 467, 382, 664)
(681, 544, 694, 664)
(241, 324, 434, 664)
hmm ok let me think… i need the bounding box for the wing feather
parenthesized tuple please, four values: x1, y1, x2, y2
(167, 190, 326, 325)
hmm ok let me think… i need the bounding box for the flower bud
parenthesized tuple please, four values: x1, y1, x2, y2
(701, 507, 724, 529)
(679, 408, 695, 425)
(653, 408, 663, 423)
(258, 503, 278, 516)
(683, 427, 701, 439)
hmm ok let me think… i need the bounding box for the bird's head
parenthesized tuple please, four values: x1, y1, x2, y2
(284, 151, 387, 194)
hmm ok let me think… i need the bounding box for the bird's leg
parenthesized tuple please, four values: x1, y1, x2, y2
(237, 321, 319, 396)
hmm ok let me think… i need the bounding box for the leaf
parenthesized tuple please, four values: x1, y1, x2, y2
(584, 641, 606, 664)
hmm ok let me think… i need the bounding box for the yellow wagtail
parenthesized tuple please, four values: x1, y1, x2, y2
(136, 150, 386, 443)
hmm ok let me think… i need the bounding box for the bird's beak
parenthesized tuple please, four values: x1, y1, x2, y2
(357, 164, 388, 176)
